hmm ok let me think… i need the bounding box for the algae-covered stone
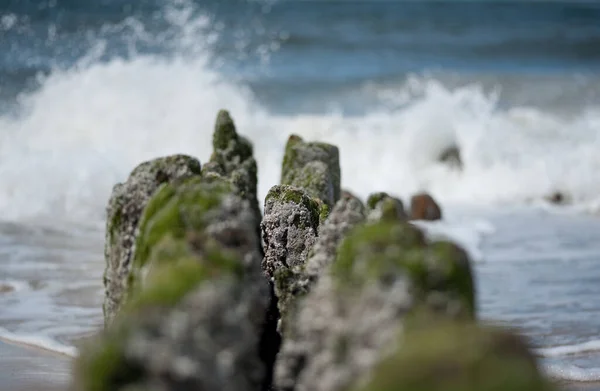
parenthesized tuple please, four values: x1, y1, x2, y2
(103, 154, 202, 326)
(123, 174, 278, 389)
(348, 320, 554, 391)
(261, 185, 324, 279)
(366, 192, 407, 222)
(281, 134, 341, 208)
(128, 175, 268, 321)
(74, 259, 267, 391)
(274, 221, 477, 391)
(305, 191, 367, 280)
(273, 191, 367, 337)
(202, 110, 261, 226)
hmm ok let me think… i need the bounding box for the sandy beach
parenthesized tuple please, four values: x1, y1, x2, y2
(0, 339, 71, 391)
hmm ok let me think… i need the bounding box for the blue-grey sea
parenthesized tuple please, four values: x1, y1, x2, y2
(1, 1, 600, 389)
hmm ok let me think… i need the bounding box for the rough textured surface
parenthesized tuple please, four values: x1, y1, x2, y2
(366, 192, 408, 222)
(202, 110, 261, 228)
(348, 320, 555, 391)
(273, 191, 367, 335)
(280, 134, 341, 208)
(409, 192, 442, 221)
(274, 221, 476, 391)
(260, 185, 323, 279)
(81, 173, 276, 391)
(75, 270, 267, 391)
(103, 154, 202, 326)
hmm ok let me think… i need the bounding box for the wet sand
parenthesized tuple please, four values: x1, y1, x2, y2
(0, 339, 71, 391)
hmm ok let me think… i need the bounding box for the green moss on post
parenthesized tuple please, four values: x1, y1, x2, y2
(74, 324, 142, 391)
(213, 110, 238, 151)
(331, 221, 476, 318)
(280, 134, 341, 208)
(332, 222, 427, 288)
(427, 241, 476, 318)
(349, 321, 554, 391)
(129, 176, 232, 294)
(367, 192, 389, 210)
(266, 185, 322, 229)
(126, 248, 242, 312)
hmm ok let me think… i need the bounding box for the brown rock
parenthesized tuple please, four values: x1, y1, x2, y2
(410, 193, 442, 221)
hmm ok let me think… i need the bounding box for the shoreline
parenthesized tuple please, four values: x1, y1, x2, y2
(0, 339, 71, 391)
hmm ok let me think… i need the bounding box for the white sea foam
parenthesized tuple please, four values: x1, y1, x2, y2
(0, 327, 77, 357)
(537, 340, 600, 358)
(0, 2, 597, 225)
(544, 363, 600, 382)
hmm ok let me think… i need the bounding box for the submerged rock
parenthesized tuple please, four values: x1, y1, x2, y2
(202, 110, 261, 227)
(366, 192, 407, 222)
(348, 320, 554, 391)
(274, 221, 475, 391)
(103, 154, 202, 325)
(545, 191, 570, 205)
(409, 192, 442, 221)
(437, 144, 463, 170)
(281, 134, 341, 208)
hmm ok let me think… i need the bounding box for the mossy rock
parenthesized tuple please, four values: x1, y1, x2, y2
(349, 320, 554, 391)
(128, 176, 234, 294)
(103, 154, 202, 326)
(366, 192, 407, 222)
(281, 134, 341, 208)
(203, 110, 261, 225)
(332, 222, 475, 318)
(332, 221, 426, 287)
(366, 192, 389, 210)
(265, 185, 325, 230)
(75, 257, 252, 391)
(77, 258, 215, 391)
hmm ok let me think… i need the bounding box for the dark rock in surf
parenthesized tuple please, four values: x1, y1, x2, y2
(437, 144, 463, 170)
(409, 192, 442, 221)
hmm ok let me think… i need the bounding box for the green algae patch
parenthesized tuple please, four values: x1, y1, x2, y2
(349, 321, 554, 391)
(426, 241, 476, 318)
(366, 192, 389, 210)
(319, 202, 330, 224)
(126, 248, 242, 312)
(130, 154, 202, 179)
(128, 176, 233, 297)
(332, 222, 427, 288)
(266, 185, 321, 228)
(213, 110, 239, 152)
(74, 324, 143, 391)
(134, 176, 231, 269)
(280, 134, 341, 207)
(331, 222, 475, 318)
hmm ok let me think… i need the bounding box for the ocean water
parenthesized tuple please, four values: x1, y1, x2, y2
(1, 0, 600, 388)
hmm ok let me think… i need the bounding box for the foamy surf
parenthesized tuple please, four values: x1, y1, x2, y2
(544, 363, 600, 383)
(0, 2, 598, 223)
(0, 327, 77, 357)
(537, 340, 600, 358)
